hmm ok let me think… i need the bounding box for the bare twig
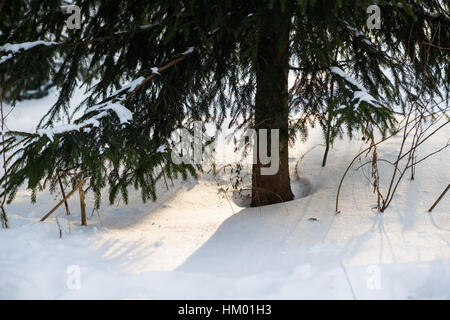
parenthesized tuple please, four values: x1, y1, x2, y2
(335, 131, 397, 213)
(40, 179, 85, 222)
(335, 110, 448, 213)
(57, 174, 71, 216)
(160, 164, 169, 191)
(55, 214, 63, 239)
(428, 184, 450, 212)
(79, 184, 87, 226)
(0, 87, 8, 228)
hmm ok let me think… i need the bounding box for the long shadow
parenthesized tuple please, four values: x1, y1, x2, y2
(176, 187, 337, 277)
(177, 204, 294, 276)
(177, 146, 357, 277)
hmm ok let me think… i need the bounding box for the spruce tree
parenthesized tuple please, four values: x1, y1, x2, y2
(0, 0, 448, 210)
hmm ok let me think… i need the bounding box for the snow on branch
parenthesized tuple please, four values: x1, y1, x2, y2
(0, 41, 58, 53)
(342, 22, 374, 47)
(330, 66, 381, 109)
(123, 45, 202, 102)
(0, 41, 58, 65)
(87, 101, 133, 125)
(0, 53, 13, 65)
(110, 76, 146, 98)
(106, 45, 199, 101)
(182, 47, 194, 55)
(114, 23, 156, 35)
(3, 101, 132, 141)
(0, 23, 158, 61)
(330, 66, 366, 91)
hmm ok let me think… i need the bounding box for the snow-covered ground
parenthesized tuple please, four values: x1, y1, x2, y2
(0, 91, 449, 299)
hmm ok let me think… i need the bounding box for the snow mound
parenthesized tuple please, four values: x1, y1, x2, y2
(232, 177, 314, 208)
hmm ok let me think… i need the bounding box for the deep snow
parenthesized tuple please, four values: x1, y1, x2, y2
(0, 89, 449, 299)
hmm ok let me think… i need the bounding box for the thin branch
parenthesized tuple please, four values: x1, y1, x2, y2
(428, 184, 450, 212)
(0, 87, 8, 228)
(356, 158, 402, 174)
(394, 119, 449, 164)
(406, 140, 450, 169)
(40, 179, 85, 222)
(57, 173, 71, 216)
(336, 131, 399, 212)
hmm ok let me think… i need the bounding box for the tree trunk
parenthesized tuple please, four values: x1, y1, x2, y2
(251, 8, 294, 207)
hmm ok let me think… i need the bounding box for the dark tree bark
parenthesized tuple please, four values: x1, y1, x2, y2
(251, 8, 294, 207)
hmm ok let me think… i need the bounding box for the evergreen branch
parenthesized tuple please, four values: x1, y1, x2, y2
(1, 127, 89, 138)
(0, 42, 202, 140)
(392, 3, 450, 25)
(125, 44, 202, 102)
(0, 24, 156, 59)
